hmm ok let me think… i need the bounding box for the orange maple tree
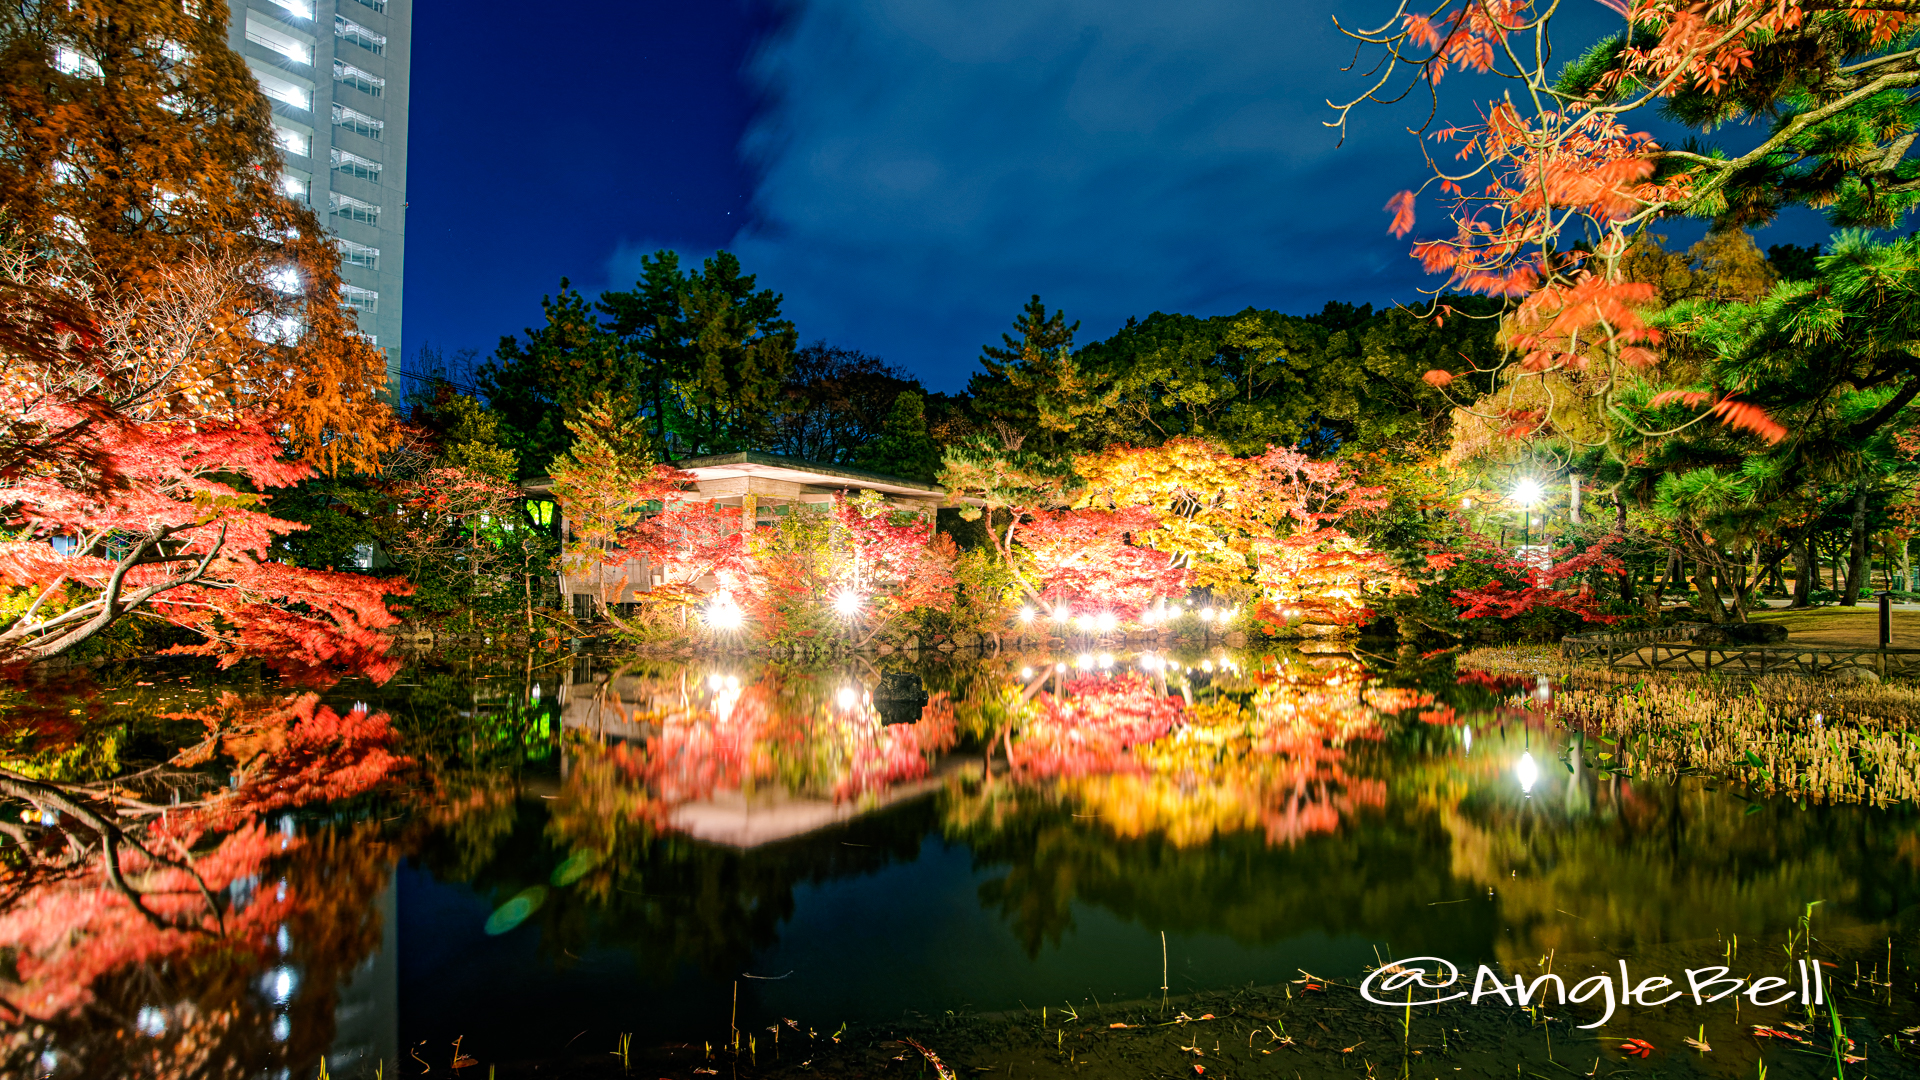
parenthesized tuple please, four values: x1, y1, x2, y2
(1338, 0, 1911, 452)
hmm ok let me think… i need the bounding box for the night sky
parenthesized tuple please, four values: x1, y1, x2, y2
(402, 0, 1833, 393)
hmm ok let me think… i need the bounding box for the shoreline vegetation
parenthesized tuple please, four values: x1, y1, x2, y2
(1461, 646, 1920, 806)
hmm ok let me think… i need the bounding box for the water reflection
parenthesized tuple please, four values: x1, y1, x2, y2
(2, 648, 1917, 1078)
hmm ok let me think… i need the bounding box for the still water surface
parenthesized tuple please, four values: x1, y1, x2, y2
(11, 645, 1920, 1078)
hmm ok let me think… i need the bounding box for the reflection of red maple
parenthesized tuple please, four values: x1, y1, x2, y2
(0, 694, 406, 1018)
(1009, 672, 1186, 779)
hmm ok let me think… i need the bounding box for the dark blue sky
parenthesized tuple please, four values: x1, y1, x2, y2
(403, 1, 1833, 394)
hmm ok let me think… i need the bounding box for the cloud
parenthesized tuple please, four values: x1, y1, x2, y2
(729, 0, 1447, 389)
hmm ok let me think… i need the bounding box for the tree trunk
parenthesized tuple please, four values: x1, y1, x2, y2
(1843, 485, 1869, 606)
(1570, 473, 1583, 525)
(1614, 500, 1635, 605)
(1791, 536, 1813, 608)
(1691, 558, 1726, 623)
(1647, 552, 1678, 615)
(1903, 535, 1913, 594)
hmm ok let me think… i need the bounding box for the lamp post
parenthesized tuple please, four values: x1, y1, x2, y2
(1512, 478, 1543, 550)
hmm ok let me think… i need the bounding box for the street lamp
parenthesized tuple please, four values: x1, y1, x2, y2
(1512, 478, 1543, 548)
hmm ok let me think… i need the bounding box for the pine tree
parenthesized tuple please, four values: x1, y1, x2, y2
(967, 295, 1083, 452)
(856, 390, 941, 481)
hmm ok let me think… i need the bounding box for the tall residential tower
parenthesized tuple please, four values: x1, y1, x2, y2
(228, 0, 411, 376)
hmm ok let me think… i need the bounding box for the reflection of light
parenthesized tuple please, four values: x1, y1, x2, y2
(1534, 675, 1550, 701)
(276, 925, 291, 953)
(270, 965, 296, 1004)
(135, 1006, 167, 1037)
(531, 683, 541, 701)
(1516, 751, 1539, 795)
(1200, 607, 1216, 622)
(1055, 663, 1066, 672)
(1462, 725, 1473, 754)
(1075, 653, 1093, 670)
(1020, 667, 1033, 678)
(1512, 478, 1543, 506)
(834, 589, 863, 616)
(1461, 497, 1471, 510)
(1096, 611, 1117, 632)
(1097, 653, 1113, 669)
(1053, 604, 1071, 622)
(272, 1014, 291, 1042)
(837, 686, 859, 710)
(1201, 660, 1214, 672)
(725, 675, 739, 690)
(708, 673, 725, 691)
(1140, 655, 1161, 671)
(1018, 606, 1034, 623)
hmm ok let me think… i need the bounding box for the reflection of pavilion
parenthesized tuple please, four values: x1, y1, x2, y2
(524, 451, 949, 616)
(557, 656, 954, 849)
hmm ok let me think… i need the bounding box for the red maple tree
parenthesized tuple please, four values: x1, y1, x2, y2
(0, 407, 408, 675)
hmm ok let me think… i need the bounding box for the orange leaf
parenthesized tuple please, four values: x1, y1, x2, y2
(1385, 191, 1417, 237)
(1422, 368, 1456, 387)
(1710, 398, 1786, 444)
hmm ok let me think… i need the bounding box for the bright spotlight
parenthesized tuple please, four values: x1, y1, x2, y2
(1052, 604, 1071, 622)
(1018, 606, 1035, 623)
(1199, 607, 1216, 622)
(1096, 611, 1117, 632)
(705, 595, 743, 631)
(834, 589, 863, 616)
(1075, 653, 1093, 670)
(1097, 653, 1113, 669)
(1076, 613, 1095, 631)
(1516, 751, 1540, 795)
(1512, 478, 1544, 506)
(1020, 667, 1034, 678)
(707, 673, 725, 692)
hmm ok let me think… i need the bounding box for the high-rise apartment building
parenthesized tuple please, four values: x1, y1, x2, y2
(227, 0, 410, 378)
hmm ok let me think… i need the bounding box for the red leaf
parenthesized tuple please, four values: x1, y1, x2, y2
(1422, 368, 1457, 387)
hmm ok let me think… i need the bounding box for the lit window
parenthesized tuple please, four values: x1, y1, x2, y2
(350, 542, 374, 569)
(334, 15, 385, 55)
(331, 103, 382, 140)
(340, 283, 378, 313)
(330, 147, 381, 181)
(332, 59, 384, 97)
(250, 65, 312, 110)
(328, 192, 379, 225)
(277, 172, 309, 202)
(266, 0, 312, 19)
(336, 238, 379, 270)
(54, 47, 103, 77)
(245, 15, 312, 65)
(273, 125, 309, 156)
(348, 0, 385, 12)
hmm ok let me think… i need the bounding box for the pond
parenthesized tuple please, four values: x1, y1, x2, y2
(6, 645, 1918, 1080)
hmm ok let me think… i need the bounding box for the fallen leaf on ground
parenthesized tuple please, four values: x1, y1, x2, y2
(1109, 1022, 1131, 1029)
(1683, 1037, 1711, 1053)
(1619, 1039, 1654, 1058)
